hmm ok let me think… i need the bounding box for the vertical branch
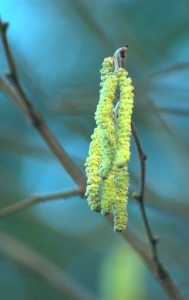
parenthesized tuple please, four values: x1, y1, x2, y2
(131, 120, 165, 277)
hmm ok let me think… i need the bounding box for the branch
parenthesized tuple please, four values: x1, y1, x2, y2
(106, 215, 184, 300)
(0, 188, 79, 219)
(0, 229, 98, 300)
(0, 20, 86, 193)
(131, 121, 168, 275)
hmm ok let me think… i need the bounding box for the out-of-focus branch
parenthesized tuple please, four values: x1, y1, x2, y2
(0, 229, 99, 300)
(0, 188, 79, 219)
(0, 20, 86, 193)
(147, 61, 189, 77)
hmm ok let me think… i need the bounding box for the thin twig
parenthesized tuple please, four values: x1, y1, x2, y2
(0, 188, 79, 219)
(131, 120, 165, 277)
(0, 229, 99, 300)
(0, 18, 87, 192)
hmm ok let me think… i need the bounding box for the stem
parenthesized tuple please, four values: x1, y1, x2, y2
(131, 120, 165, 276)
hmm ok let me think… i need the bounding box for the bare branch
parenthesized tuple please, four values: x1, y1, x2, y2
(0, 229, 99, 300)
(0, 188, 79, 219)
(131, 121, 168, 275)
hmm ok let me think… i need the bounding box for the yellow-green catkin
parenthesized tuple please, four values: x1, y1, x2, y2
(115, 68, 134, 168)
(101, 166, 116, 216)
(100, 57, 114, 83)
(113, 166, 129, 232)
(85, 127, 101, 212)
(85, 55, 134, 231)
(95, 63, 118, 179)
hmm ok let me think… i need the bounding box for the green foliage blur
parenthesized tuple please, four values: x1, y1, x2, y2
(0, 1, 189, 299)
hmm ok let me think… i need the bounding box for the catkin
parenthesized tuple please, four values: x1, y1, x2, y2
(101, 166, 116, 216)
(113, 166, 129, 231)
(85, 53, 134, 232)
(95, 73, 118, 179)
(85, 127, 101, 212)
(115, 68, 134, 168)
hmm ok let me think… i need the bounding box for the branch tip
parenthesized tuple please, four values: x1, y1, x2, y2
(0, 20, 9, 32)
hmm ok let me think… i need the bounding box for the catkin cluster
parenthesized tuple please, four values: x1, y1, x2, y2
(85, 56, 134, 232)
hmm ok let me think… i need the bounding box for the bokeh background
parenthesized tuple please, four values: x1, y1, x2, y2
(0, 1, 189, 299)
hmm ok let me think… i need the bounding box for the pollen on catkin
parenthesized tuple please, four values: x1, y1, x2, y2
(115, 68, 134, 168)
(85, 127, 101, 212)
(113, 166, 129, 232)
(100, 57, 114, 83)
(101, 166, 116, 216)
(85, 50, 134, 231)
(95, 73, 118, 179)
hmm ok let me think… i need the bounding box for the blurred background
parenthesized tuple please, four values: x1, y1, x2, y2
(0, 1, 189, 299)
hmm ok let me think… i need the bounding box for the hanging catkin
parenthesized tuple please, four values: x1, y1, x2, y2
(85, 50, 134, 232)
